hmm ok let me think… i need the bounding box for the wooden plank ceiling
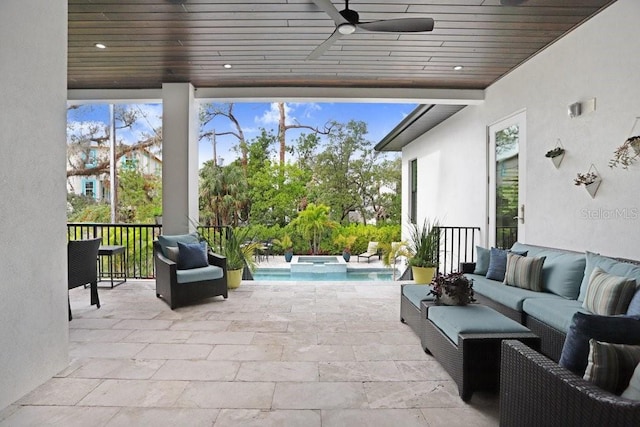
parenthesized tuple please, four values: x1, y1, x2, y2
(68, 0, 616, 91)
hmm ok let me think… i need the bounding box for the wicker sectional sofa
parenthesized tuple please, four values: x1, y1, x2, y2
(464, 243, 640, 362)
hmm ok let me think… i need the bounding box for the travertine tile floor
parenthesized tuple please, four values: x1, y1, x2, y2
(1, 275, 499, 426)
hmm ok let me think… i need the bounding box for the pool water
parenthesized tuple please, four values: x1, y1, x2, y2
(253, 268, 393, 282)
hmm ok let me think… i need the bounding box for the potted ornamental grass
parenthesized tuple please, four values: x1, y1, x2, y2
(407, 219, 441, 284)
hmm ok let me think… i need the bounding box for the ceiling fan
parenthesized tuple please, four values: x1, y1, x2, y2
(307, 0, 435, 60)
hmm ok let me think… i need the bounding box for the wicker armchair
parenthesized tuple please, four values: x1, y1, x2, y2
(500, 340, 640, 427)
(154, 241, 227, 309)
(67, 238, 101, 321)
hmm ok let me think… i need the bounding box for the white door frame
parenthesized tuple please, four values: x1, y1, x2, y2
(487, 110, 527, 247)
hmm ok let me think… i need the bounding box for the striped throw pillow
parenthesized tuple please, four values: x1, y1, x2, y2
(582, 267, 637, 315)
(503, 253, 546, 291)
(583, 339, 640, 394)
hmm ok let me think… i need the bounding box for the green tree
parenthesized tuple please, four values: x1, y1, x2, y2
(117, 169, 162, 223)
(290, 203, 337, 255)
(312, 120, 370, 223)
(199, 161, 249, 226)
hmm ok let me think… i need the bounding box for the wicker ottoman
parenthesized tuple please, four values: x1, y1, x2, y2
(421, 303, 539, 401)
(400, 284, 435, 338)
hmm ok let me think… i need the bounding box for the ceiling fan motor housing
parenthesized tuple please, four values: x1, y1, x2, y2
(340, 8, 359, 24)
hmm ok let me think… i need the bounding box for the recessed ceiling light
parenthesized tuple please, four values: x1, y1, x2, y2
(223, 64, 232, 69)
(95, 43, 107, 49)
(453, 65, 464, 71)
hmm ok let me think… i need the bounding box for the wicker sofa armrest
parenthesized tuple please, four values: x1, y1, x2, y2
(500, 340, 640, 427)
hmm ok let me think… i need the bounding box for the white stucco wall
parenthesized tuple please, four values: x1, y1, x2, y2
(403, 0, 640, 260)
(0, 0, 69, 409)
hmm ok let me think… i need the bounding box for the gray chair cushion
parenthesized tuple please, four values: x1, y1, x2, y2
(176, 265, 224, 284)
(157, 233, 199, 258)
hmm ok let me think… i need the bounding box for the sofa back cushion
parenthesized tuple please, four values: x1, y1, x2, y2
(579, 251, 640, 302)
(511, 243, 585, 299)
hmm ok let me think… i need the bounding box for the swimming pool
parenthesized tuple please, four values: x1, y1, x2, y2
(252, 268, 394, 282)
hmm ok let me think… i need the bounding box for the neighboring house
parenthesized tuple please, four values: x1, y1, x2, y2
(67, 146, 162, 201)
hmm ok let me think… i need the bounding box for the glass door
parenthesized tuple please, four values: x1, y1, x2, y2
(488, 111, 526, 248)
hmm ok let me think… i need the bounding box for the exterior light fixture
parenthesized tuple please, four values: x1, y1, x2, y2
(94, 43, 107, 49)
(453, 65, 463, 71)
(223, 64, 232, 69)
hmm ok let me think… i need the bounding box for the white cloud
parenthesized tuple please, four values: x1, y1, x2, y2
(255, 102, 290, 125)
(255, 102, 321, 126)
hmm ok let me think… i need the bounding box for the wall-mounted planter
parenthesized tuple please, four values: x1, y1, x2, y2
(585, 179, 601, 199)
(545, 141, 565, 169)
(549, 152, 565, 169)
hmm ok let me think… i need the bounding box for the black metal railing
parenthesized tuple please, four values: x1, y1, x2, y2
(67, 223, 229, 279)
(496, 226, 518, 250)
(435, 226, 482, 275)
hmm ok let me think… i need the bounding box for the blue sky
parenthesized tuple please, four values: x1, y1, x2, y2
(67, 102, 416, 166)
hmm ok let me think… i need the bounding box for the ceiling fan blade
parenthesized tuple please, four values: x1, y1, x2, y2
(307, 28, 344, 60)
(358, 18, 435, 33)
(311, 0, 349, 25)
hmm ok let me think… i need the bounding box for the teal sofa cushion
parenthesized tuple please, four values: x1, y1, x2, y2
(157, 232, 199, 258)
(467, 274, 551, 311)
(523, 297, 587, 333)
(402, 284, 435, 308)
(176, 265, 224, 284)
(511, 243, 585, 299)
(428, 305, 530, 343)
(578, 251, 640, 302)
(473, 246, 490, 275)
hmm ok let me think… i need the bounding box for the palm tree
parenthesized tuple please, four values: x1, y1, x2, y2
(199, 161, 249, 226)
(290, 203, 336, 255)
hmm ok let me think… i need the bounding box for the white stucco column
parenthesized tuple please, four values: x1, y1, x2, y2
(161, 83, 199, 234)
(0, 0, 68, 409)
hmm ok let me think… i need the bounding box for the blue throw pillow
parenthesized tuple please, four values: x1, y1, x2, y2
(485, 247, 527, 282)
(559, 312, 640, 376)
(473, 246, 490, 275)
(177, 241, 208, 270)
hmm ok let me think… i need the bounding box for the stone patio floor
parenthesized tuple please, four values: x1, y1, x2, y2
(0, 262, 499, 426)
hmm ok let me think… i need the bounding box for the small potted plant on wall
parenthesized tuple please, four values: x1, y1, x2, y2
(407, 219, 441, 284)
(545, 146, 565, 169)
(429, 272, 476, 306)
(609, 135, 640, 169)
(574, 170, 601, 199)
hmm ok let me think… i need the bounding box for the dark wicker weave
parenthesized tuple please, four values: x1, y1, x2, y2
(524, 314, 567, 363)
(67, 238, 101, 321)
(421, 306, 539, 401)
(154, 241, 228, 309)
(500, 340, 640, 427)
(400, 285, 425, 338)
